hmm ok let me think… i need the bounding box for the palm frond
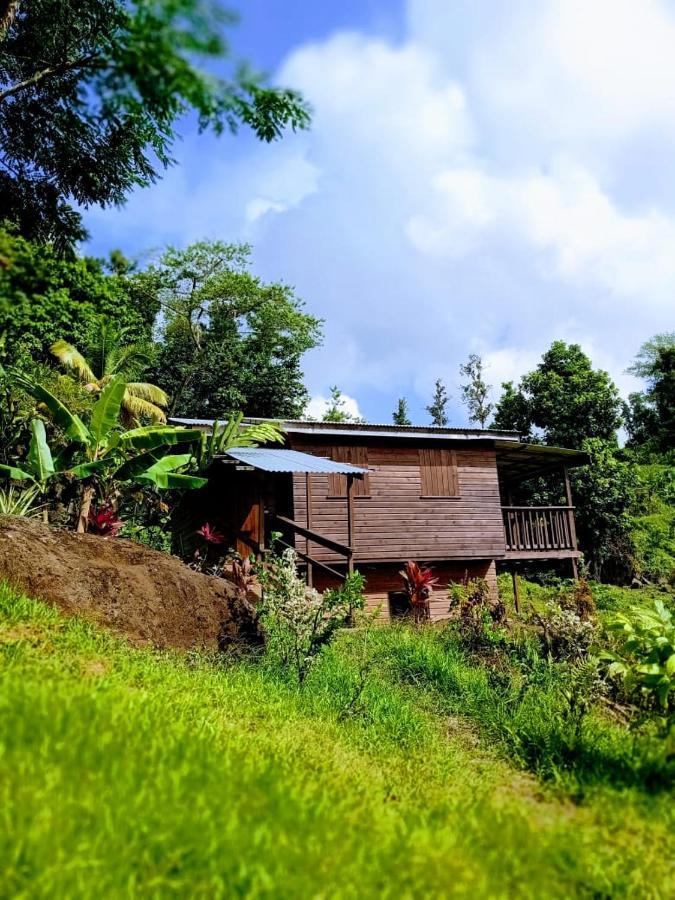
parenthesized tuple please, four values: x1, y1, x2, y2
(109, 344, 152, 379)
(50, 340, 97, 384)
(126, 382, 168, 406)
(123, 392, 167, 424)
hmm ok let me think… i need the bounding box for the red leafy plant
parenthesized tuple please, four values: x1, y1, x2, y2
(195, 522, 225, 545)
(88, 506, 124, 538)
(400, 560, 439, 623)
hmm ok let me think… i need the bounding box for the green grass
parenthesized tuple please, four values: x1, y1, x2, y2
(1, 581, 674, 898)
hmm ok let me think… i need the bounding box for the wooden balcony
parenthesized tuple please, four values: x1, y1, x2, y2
(502, 506, 580, 559)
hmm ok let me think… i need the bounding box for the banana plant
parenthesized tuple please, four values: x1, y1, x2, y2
(193, 412, 284, 472)
(0, 419, 60, 522)
(9, 371, 207, 532)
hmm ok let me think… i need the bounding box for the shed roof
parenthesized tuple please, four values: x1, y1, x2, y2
(224, 447, 369, 475)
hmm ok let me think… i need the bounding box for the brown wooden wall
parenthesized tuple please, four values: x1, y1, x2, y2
(312, 560, 498, 622)
(289, 440, 506, 564)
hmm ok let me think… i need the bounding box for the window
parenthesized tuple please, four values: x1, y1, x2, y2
(327, 446, 370, 497)
(419, 447, 459, 497)
(388, 591, 411, 620)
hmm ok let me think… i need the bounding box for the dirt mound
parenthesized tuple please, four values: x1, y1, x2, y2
(0, 516, 260, 650)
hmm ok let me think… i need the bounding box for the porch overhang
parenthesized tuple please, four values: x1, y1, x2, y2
(495, 441, 589, 482)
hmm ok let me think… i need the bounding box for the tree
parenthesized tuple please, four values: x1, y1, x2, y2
(491, 342, 623, 448)
(322, 386, 354, 423)
(572, 439, 638, 581)
(51, 320, 168, 425)
(0, 1, 310, 249)
(392, 397, 411, 426)
(149, 241, 322, 419)
(459, 354, 493, 429)
(626, 333, 675, 454)
(0, 227, 158, 365)
(491, 381, 533, 438)
(426, 378, 449, 427)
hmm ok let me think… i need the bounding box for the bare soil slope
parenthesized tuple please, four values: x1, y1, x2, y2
(0, 516, 259, 649)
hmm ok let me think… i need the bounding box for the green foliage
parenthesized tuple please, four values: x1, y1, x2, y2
(603, 600, 675, 735)
(192, 413, 283, 472)
(51, 320, 168, 425)
(630, 462, 675, 584)
(448, 577, 507, 648)
(426, 377, 449, 426)
(392, 396, 411, 426)
(459, 353, 493, 429)
(626, 332, 675, 454)
(492, 341, 623, 447)
(6, 371, 206, 527)
(146, 241, 322, 418)
(572, 438, 639, 581)
(2, 581, 674, 896)
(257, 548, 355, 682)
(0, 228, 157, 365)
(0, 0, 309, 249)
(0, 483, 41, 517)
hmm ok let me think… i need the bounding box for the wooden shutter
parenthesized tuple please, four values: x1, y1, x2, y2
(327, 446, 370, 497)
(419, 447, 458, 497)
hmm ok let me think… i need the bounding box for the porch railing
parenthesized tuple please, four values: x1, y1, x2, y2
(273, 514, 354, 583)
(502, 506, 577, 553)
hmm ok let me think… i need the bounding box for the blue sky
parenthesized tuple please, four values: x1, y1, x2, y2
(84, 0, 675, 424)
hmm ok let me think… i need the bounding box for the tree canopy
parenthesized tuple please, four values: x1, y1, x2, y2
(492, 341, 623, 447)
(0, 0, 310, 250)
(0, 227, 157, 362)
(147, 241, 322, 419)
(459, 354, 493, 429)
(625, 333, 675, 455)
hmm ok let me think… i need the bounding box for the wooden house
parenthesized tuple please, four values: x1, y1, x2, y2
(171, 418, 587, 621)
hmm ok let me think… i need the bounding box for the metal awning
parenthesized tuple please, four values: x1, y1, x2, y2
(495, 440, 589, 480)
(224, 447, 369, 475)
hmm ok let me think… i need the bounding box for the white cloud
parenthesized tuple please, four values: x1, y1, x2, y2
(85, 1, 675, 423)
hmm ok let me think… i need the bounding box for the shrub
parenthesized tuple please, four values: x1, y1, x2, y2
(448, 577, 507, 649)
(602, 599, 675, 739)
(530, 601, 597, 663)
(257, 548, 355, 682)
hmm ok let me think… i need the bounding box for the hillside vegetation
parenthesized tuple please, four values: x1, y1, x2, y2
(1, 580, 673, 898)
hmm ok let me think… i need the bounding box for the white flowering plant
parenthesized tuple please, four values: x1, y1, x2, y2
(257, 547, 362, 682)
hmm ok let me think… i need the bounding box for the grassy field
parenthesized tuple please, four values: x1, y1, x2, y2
(1, 579, 673, 898)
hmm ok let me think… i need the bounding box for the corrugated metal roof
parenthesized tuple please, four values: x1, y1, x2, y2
(224, 447, 370, 474)
(168, 416, 521, 442)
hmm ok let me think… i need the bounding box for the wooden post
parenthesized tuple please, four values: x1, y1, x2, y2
(563, 464, 579, 579)
(305, 472, 314, 588)
(346, 474, 355, 575)
(511, 569, 520, 614)
(258, 492, 265, 554)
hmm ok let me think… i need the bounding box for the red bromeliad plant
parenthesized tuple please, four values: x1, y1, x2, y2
(400, 560, 439, 622)
(88, 506, 124, 538)
(195, 522, 225, 545)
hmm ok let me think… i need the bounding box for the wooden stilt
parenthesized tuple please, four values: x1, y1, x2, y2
(305, 472, 314, 588)
(346, 475, 355, 576)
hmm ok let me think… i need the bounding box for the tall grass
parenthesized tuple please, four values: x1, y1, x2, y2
(1, 581, 673, 897)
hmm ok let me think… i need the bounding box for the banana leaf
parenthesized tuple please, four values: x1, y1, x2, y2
(89, 375, 126, 448)
(26, 419, 55, 484)
(118, 426, 203, 451)
(12, 372, 90, 444)
(0, 464, 34, 482)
